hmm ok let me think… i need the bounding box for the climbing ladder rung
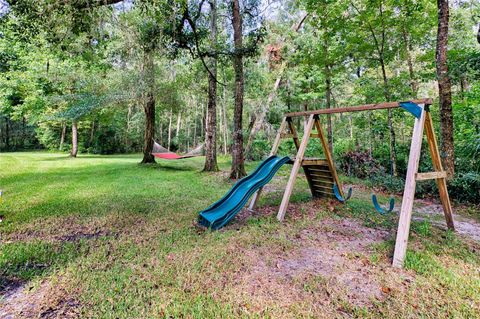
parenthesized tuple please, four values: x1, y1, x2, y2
(312, 189, 335, 197)
(415, 171, 447, 181)
(309, 173, 333, 180)
(302, 158, 329, 166)
(280, 133, 294, 139)
(311, 179, 334, 186)
(312, 184, 334, 191)
(307, 168, 331, 174)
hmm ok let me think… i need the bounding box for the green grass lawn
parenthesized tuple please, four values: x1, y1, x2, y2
(1, 152, 479, 318)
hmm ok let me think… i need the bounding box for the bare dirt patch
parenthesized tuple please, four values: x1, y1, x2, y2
(1, 213, 148, 244)
(414, 199, 480, 242)
(230, 210, 414, 314)
(0, 279, 79, 319)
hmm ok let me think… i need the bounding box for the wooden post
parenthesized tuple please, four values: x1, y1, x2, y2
(424, 111, 454, 229)
(314, 117, 344, 198)
(249, 117, 288, 210)
(287, 118, 301, 150)
(392, 104, 426, 268)
(277, 115, 315, 221)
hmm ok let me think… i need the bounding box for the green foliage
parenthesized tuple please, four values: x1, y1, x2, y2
(449, 172, 480, 203)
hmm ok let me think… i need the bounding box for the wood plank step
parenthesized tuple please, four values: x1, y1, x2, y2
(311, 185, 334, 192)
(308, 172, 333, 179)
(311, 182, 334, 189)
(302, 158, 329, 166)
(312, 189, 335, 197)
(307, 168, 331, 174)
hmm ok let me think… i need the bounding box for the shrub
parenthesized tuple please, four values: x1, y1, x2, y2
(249, 138, 271, 161)
(339, 149, 384, 179)
(371, 174, 405, 194)
(449, 172, 480, 203)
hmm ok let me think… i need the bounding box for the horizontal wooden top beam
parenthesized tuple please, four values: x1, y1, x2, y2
(284, 98, 432, 118)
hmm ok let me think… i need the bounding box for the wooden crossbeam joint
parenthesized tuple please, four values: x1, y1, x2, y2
(415, 171, 447, 181)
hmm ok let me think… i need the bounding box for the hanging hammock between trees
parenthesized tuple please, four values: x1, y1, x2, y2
(151, 140, 204, 160)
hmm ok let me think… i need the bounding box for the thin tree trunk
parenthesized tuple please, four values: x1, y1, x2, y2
(186, 115, 190, 151)
(436, 0, 454, 178)
(245, 68, 283, 157)
(70, 120, 78, 157)
(380, 59, 397, 176)
(402, 27, 418, 97)
(176, 112, 181, 138)
(230, 0, 246, 179)
(368, 111, 373, 157)
(244, 14, 308, 157)
(204, 0, 219, 171)
(222, 70, 228, 155)
(89, 120, 95, 148)
(5, 117, 10, 150)
(59, 122, 66, 151)
(303, 101, 308, 130)
(194, 99, 198, 146)
(325, 64, 333, 154)
(159, 119, 163, 145)
(140, 48, 156, 164)
(168, 109, 173, 151)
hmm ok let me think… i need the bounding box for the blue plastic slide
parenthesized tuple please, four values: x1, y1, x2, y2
(198, 155, 291, 230)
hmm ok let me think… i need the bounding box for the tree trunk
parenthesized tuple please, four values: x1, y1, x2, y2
(402, 27, 418, 98)
(193, 100, 198, 145)
(325, 64, 333, 154)
(436, 0, 454, 178)
(245, 67, 283, 157)
(168, 109, 173, 151)
(229, 0, 246, 179)
(244, 14, 308, 157)
(159, 119, 163, 145)
(89, 120, 95, 148)
(222, 69, 228, 155)
(477, 23, 480, 44)
(176, 112, 181, 138)
(140, 48, 156, 164)
(5, 117, 10, 150)
(70, 120, 78, 157)
(59, 122, 66, 151)
(380, 59, 397, 176)
(204, 0, 219, 171)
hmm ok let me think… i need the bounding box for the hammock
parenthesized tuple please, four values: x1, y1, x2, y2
(152, 141, 204, 160)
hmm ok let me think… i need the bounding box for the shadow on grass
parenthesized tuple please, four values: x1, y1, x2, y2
(0, 161, 224, 232)
(0, 239, 88, 294)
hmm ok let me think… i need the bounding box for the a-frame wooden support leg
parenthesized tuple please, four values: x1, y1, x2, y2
(393, 105, 454, 268)
(424, 112, 455, 229)
(277, 114, 315, 221)
(249, 117, 288, 210)
(313, 117, 345, 198)
(393, 106, 426, 267)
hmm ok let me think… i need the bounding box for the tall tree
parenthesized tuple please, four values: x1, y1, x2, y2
(203, 0, 219, 171)
(436, 0, 454, 178)
(351, 0, 399, 176)
(229, 0, 247, 179)
(140, 42, 157, 164)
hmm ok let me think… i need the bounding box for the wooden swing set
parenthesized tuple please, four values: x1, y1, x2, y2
(249, 98, 454, 268)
